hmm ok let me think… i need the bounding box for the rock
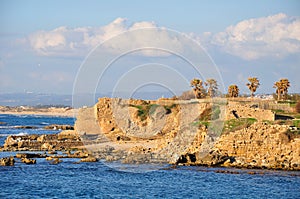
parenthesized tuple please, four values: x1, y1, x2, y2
(223, 159, 232, 167)
(2, 133, 83, 152)
(44, 124, 74, 130)
(58, 130, 79, 140)
(37, 135, 46, 142)
(3, 136, 18, 148)
(70, 151, 88, 158)
(21, 158, 36, 164)
(49, 157, 62, 164)
(195, 150, 229, 166)
(15, 126, 38, 129)
(0, 156, 15, 166)
(41, 143, 53, 150)
(48, 151, 57, 155)
(16, 153, 46, 159)
(80, 156, 97, 162)
(46, 156, 53, 161)
(105, 155, 115, 162)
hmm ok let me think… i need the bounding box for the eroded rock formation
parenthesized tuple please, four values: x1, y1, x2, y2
(72, 97, 300, 170)
(2, 131, 82, 151)
(1, 97, 299, 170)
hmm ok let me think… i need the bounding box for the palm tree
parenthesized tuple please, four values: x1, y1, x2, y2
(281, 78, 291, 100)
(246, 77, 260, 97)
(205, 79, 218, 97)
(190, 78, 206, 99)
(273, 81, 282, 100)
(273, 78, 290, 100)
(228, 84, 239, 98)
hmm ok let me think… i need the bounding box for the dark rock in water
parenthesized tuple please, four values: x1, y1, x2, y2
(44, 124, 74, 130)
(0, 156, 15, 166)
(80, 156, 97, 162)
(49, 157, 62, 164)
(195, 150, 229, 166)
(21, 158, 36, 164)
(48, 151, 57, 155)
(16, 153, 46, 159)
(176, 150, 229, 166)
(69, 150, 89, 158)
(15, 126, 38, 129)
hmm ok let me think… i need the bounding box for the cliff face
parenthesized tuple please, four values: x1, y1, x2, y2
(215, 123, 300, 170)
(74, 97, 300, 170)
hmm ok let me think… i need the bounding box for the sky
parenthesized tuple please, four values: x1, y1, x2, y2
(0, 0, 300, 97)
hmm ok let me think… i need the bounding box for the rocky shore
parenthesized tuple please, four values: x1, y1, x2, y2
(75, 97, 300, 170)
(1, 97, 300, 171)
(0, 130, 97, 166)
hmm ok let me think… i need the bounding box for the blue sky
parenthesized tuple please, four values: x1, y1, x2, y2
(0, 0, 299, 96)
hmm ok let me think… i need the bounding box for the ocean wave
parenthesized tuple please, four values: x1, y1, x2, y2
(0, 126, 44, 130)
(0, 126, 14, 129)
(0, 132, 29, 137)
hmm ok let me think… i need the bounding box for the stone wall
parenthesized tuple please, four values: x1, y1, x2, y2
(215, 122, 300, 170)
(226, 101, 274, 121)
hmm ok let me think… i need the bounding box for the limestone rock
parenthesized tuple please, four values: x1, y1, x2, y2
(49, 157, 62, 164)
(41, 143, 53, 150)
(0, 156, 15, 166)
(44, 124, 74, 130)
(58, 130, 79, 140)
(16, 153, 46, 159)
(80, 156, 97, 162)
(21, 158, 36, 164)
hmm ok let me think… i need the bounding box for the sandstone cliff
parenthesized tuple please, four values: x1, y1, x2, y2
(73, 97, 300, 170)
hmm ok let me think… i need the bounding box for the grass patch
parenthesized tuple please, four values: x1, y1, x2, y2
(211, 105, 221, 120)
(223, 118, 257, 133)
(192, 120, 211, 128)
(262, 120, 274, 125)
(129, 103, 177, 121)
(293, 120, 300, 128)
(272, 109, 285, 113)
(129, 104, 154, 121)
(278, 100, 296, 105)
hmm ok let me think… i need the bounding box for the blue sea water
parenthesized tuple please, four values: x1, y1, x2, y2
(0, 114, 300, 199)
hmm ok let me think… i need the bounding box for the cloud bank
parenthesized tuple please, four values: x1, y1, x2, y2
(211, 13, 300, 60)
(26, 13, 300, 60)
(28, 18, 181, 57)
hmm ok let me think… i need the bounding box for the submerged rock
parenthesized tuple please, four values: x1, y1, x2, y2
(48, 157, 62, 165)
(0, 156, 15, 166)
(80, 156, 97, 162)
(16, 153, 46, 159)
(44, 124, 74, 130)
(21, 158, 36, 164)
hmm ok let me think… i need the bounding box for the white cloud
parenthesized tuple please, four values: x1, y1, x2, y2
(27, 14, 300, 60)
(29, 27, 67, 55)
(28, 18, 181, 57)
(210, 13, 300, 60)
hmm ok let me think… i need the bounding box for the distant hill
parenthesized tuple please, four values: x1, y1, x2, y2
(0, 91, 174, 107)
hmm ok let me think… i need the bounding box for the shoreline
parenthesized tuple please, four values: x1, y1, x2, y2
(0, 111, 76, 117)
(0, 109, 78, 118)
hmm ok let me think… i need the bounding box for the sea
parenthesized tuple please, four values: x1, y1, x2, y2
(0, 114, 299, 199)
